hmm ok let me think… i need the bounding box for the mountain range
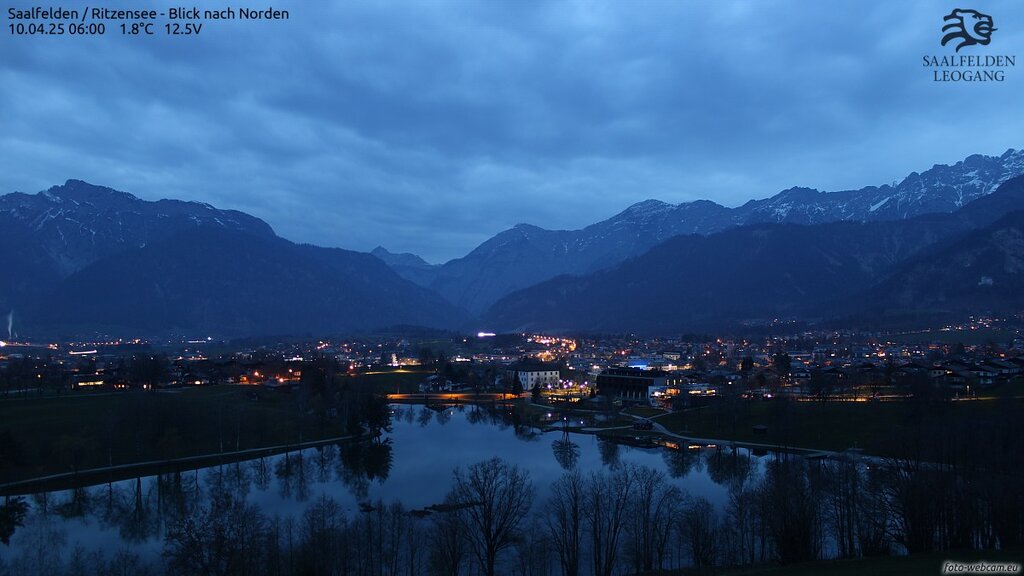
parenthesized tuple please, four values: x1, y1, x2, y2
(852, 210, 1024, 324)
(4, 148, 1024, 337)
(1, 179, 273, 276)
(378, 149, 1024, 314)
(483, 174, 1024, 333)
(0, 181, 468, 337)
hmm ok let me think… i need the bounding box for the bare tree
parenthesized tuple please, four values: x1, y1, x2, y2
(512, 518, 553, 576)
(626, 465, 682, 573)
(449, 458, 534, 576)
(822, 458, 860, 558)
(883, 455, 941, 554)
(585, 468, 634, 576)
(857, 465, 892, 556)
(545, 470, 585, 576)
(298, 495, 348, 575)
(163, 492, 269, 576)
(679, 497, 719, 567)
(760, 457, 822, 564)
(428, 497, 467, 576)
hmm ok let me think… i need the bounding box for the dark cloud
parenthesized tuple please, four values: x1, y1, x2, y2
(1, 0, 1021, 262)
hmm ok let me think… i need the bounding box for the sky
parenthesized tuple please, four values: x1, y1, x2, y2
(2, 0, 1022, 263)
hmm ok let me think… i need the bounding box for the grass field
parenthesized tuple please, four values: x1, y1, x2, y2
(623, 405, 669, 418)
(985, 377, 1024, 399)
(0, 370, 441, 486)
(652, 397, 1023, 456)
(352, 369, 435, 394)
(0, 381, 366, 486)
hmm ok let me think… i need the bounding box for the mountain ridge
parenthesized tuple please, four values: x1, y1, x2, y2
(30, 227, 472, 337)
(8, 149, 1024, 337)
(482, 173, 1024, 334)
(377, 149, 1024, 314)
(1, 181, 472, 337)
(0, 179, 275, 275)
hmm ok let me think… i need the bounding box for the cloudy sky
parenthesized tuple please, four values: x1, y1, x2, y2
(2, 0, 1022, 262)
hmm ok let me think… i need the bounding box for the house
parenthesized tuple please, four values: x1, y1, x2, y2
(505, 362, 560, 391)
(970, 365, 997, 386)
(790, 367, 811, 389)
(944, 361, 996, 386)
(72, 372, 109, 389)
(980, 359, 1021, 377)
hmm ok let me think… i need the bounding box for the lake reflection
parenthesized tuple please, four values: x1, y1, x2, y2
(1, 403, 763, 566)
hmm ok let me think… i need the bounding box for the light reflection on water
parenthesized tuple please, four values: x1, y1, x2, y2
(2, 404, 764, 562)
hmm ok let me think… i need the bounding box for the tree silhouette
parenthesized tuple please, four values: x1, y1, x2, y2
(448, 458, 534, 576)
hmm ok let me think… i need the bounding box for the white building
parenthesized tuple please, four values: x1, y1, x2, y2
(506, 363, 560, 390)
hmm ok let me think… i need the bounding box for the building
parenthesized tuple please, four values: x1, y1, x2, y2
(505, 362, 560, 391)
(596, 367, 684, 402)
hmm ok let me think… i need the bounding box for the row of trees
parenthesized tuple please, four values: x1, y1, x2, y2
(5, 444, 1021, 576)
(0, 354, 178, 398)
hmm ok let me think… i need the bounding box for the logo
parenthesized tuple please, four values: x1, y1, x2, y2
(923, 8, 1014, 82)
(942, 9, 996, 52)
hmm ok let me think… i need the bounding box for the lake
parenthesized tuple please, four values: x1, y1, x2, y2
(0, 403, 765, 571)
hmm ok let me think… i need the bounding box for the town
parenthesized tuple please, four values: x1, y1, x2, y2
(3, 317, 1022, 574)
(4, 315, 1021, 406)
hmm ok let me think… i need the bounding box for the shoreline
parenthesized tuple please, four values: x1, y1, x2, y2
(0, 433, 361, 496)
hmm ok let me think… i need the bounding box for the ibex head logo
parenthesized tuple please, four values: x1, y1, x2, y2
(942, 9, 997, 52)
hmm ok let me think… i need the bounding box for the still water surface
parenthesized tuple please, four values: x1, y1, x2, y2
(2, 404, 764, 563)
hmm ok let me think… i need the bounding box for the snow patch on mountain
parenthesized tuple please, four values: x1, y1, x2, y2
(401, 148, 1024, 314)
(0, 179, 276, 277)
(869, 197, 890, 212)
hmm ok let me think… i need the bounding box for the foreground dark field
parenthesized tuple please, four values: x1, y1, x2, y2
(0, 371, 416, 486)
(652, 389, 1024, 457)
